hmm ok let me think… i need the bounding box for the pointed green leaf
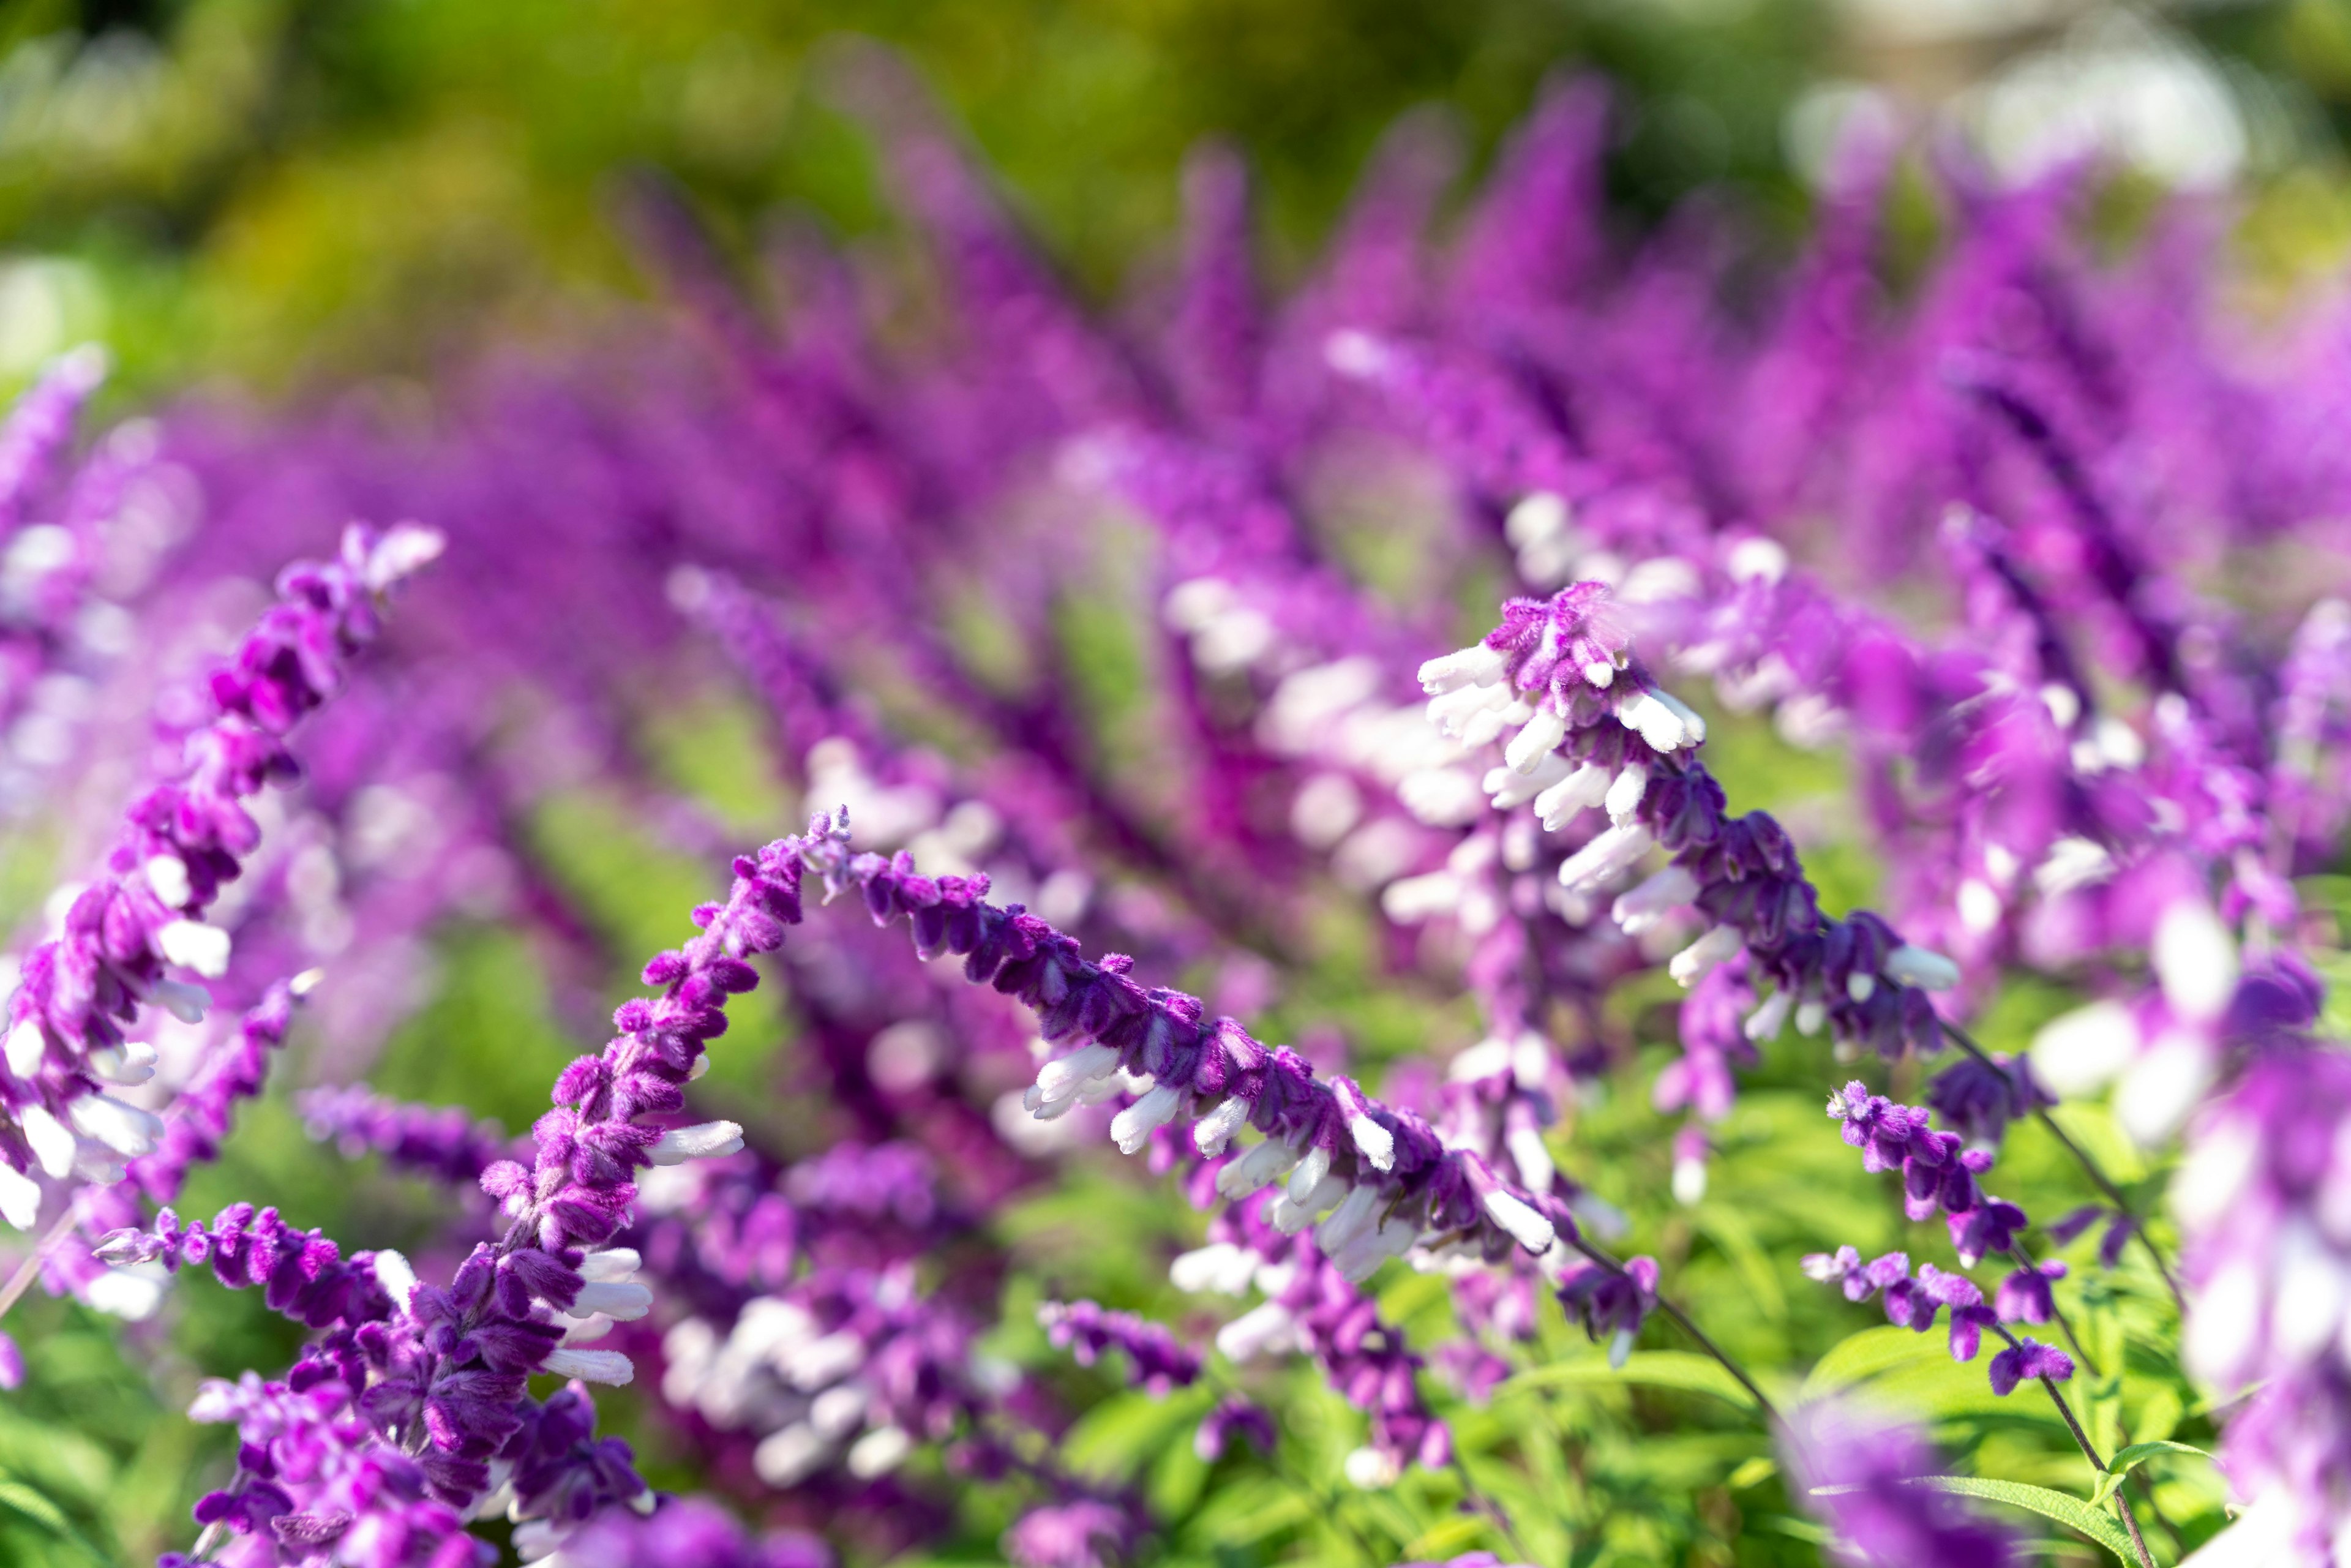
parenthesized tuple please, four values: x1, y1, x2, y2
(2089, 1439, 2214, 1508)
(1506, 1350, 1758, 1409)
(1911, 1477, 2136, 1562)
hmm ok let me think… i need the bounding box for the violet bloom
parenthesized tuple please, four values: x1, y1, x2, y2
(1985, 1337, 2075, 1397)
(1782, 1401, 2019, 1567)
(1925, 1051, 2052, 1147)
(1003, 1498, 1141, 1568)
(536, 1495, 833, 1568)
(1554, 1254, 1659, 1368)
(1038, 1299, 1202, 1397)
(0, 523, 441, 1228)
(1192, 1395, 1276, 1462)
(2173, 1043, 2351, 1558)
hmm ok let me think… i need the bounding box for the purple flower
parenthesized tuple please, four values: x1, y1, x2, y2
(1193, 1395, 1277, 1462)
(1003, 1499, 1141, 1568)
(1038, 1299, 1202, 1397)
(1985, 1337, 2074, 1397)
(1993, 1262, 2067, 1324)
(1783, 1401, 2019, 1567)
(1926, 1052, 2052, 1147)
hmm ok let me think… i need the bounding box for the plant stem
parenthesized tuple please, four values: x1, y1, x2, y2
(1562, 1233, 1780, 1425)
(2007, 1236, 2099, 1378)
(0, 1205, 83, 1324)
(1450, 1452, 1537, 1567)
(1941, 1019, 2185, 1310)
(1994, 1325, 2159, 1568)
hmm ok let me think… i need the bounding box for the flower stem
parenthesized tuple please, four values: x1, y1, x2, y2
(1563, 1234, 1780, 1424)
(1991, 1324, 2159, 1568)
(1941, 1019, 2184, 1311)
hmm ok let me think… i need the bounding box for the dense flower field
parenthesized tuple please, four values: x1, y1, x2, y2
(0, 60, 2348, 1568)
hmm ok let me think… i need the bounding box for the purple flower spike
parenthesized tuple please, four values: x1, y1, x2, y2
(1986, 1337, 2075, 1396)
(1038, 1299, 1203, 1397)
(1556, 1254, 1659, 1366)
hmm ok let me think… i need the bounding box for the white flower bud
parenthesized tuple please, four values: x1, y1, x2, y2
(1215, 1138, 1300, 1198)
(1534, 761, 1611, 830)
(648, 1120, 744, 1165)
(1109, 1082, 1183, 1155)
(1881, 945, 1960, 991)
(1380, 871, 1463, 925)
(0, 1161, 39, 1229)
(1215, 1300, 1300, 1362)
(1286, 1145, 1332, 1203)
(1035, 1043, 1120, 1102)
(68, 1093, 164, 1157)
(1193, 1095, 1250, 1158)
(1482, 1188, 1555, 1252)
(1504, 708, 1569, 773)
(1558, 823, 1654, 893)
(1344, 1447, 1402, 1490)
(144, 857, 192, 909)
(374, 1250, 419, 1306)
(1668, 926, 1744, 987)
(1603, 762, 1649, 825)
(4, 1021, 45, 1079)
(21, 1104, 77, 1177)
(149, 979, 211, 1024)
(1171, 1242, 1261, 1296)
(569, 1281, 654, 1321)
(156, 920, 231, 979)
(1417, 643, 1510, 694)
(1611, 865, 1696, 936)
(541, 1348, 634, 1386)
(846, 1425, 912, 1479)
(753, 1424, 828, 1487)
(1350, 1113, 1396, 1172)
(1484, 751, 1569, 809)
(1744, 988, 1795, 1043)
(2154, 899, 2238, 1024)
(580, 1248, 641, 1281)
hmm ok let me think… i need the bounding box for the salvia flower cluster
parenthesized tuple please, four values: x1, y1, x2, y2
(1, 55, 2348, 1568)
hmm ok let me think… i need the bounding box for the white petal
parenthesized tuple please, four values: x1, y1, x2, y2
(1603, 763, 1649, 825)
(1504, 709, 1569, 774)
(1344, 1447, 1401, 1490)
(1482, 1188, 1555, 1251)
(1882, 945, 1959, 991)
(144, 857, 192, 909)
(2030, 999, 2141, 1099)
(67, 1093, 164, 1157)
(21, 1104, 77, 1177)
(580, 1248, 641, 1282)
(649, 1120, 744, 1165)
(1109, 1083, 1183, 1155)
(1351, 1114, 1396, 1172)
(156, 920, 231, 979)
(1417, 644, 1510, 695)
(1668, 926, 1744, 986)
(1558, 823, 1654, 893)
(1215, 1138, 1299, 1198)
(570, 1281, 654, 1321)
(846, 1425, 912, 1479)
(1286, 1145, 1332, 1203)
(1744, 987, 1796, 1043)
(1611, 863, 1695, 934)
(1215, 1301, 1299, 1362)
(149, 980, 211, 1024)
(374, 1250, 419, 1306)
(541, 1348, 635, 1386)
(753, 1424, 828, 1487)
(1534, 762, 1611, 831)
(0, 1161, 39, 1229)
(4, 1021, 45, 1079)
(1193, 1095, 1250, 1158)
(2154, 900, 2238, 1024)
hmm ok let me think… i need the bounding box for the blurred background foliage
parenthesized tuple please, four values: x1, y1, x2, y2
(0, 0, 2346, 400)
(0, 0, 2345, 1562)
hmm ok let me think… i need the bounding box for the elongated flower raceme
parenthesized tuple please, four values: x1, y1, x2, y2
(790, 812, 1563, 1272)
(0, 522, 442, 1234)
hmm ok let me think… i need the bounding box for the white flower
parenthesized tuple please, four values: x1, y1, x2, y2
(1417, 643, 1510, 694)
(1193, 1095, 1250, 1158)
(0, 1161, 40, 1229)
(374, 1250, 419, 1306)
(3, 1021, 45, 1079)
(1603, 762, 1649, 825)
(753, 1424, 827, 1487)
(1881, 944, 1960, 991)
(541, 1348, 634, 1386)
(1504, 708, 1569, 773)
(67, 1094, 165, 1158)
(1534, 761, 1610, 829)
(1215, 1301, 1300, 1362)
(1214, 1138, 1300, 1198)
(1667, 925, 1744, 987)
(1611, 865, 1696, 936)
(1558, 823, 1654, 893)
(1109, 1082, 1183, 1155)
(2153, 899, 2238, 1024)
(155, 920, 232, 979)
(569, 1281, 654, 1321)
(144, 857, 192, 909)
(20, 1104, 77, 1178)
(648, 1120, 744, 1165)
(1482, 1188, 1555, 1251)
(846, 1425, 912, 1479)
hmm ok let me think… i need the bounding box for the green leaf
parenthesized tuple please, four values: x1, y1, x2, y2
(0, 1476, 107, 1564)
(1506, 1351, 1760, 1410)
(1907, 1477, 2135, 1562)
(2090, 1440, 2214, 1508)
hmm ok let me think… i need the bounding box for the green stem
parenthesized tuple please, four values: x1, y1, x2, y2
(1941, 1019, 2185, 1311)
